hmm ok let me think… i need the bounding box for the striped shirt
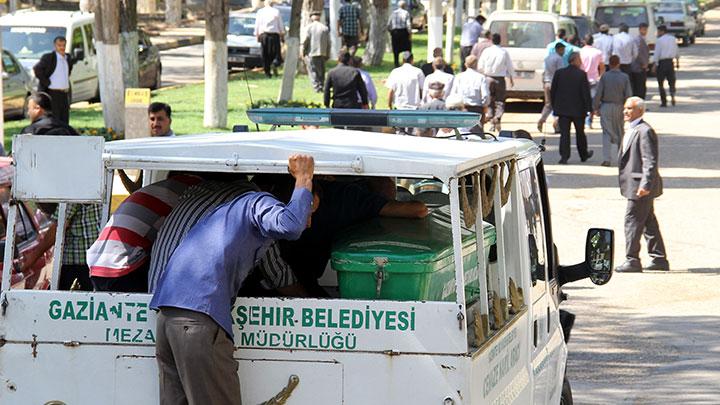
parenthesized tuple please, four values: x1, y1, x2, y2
(53, 203, 102, 265)
(86, 175, 202, 278)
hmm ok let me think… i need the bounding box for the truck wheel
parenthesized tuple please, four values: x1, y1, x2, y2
(681, 35, 689, 47)
(560, 377, 573, 405)
(690, 34, 696, 44)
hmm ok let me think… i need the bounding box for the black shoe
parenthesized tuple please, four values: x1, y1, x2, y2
(558, 159, 568, 165)
(660, 103, 667, 108)
(615, 261, 643, 273)
(671, 96, 676, 106)
(601, 161, 611, 167)
(645, 260, 670, 271)
(581, 150, 594, 162)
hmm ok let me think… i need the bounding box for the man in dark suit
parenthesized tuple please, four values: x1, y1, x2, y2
(616, 96, 668, 272)
(323, 51, 368, 109)
(551, 52, 594, 164)
(33, 36, 74, 124)
(21, 92, 79, 136)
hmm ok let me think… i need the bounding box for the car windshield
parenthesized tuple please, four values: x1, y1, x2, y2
(488, 21, 554, 48)
(1, 26, 66, 60)
(594, 6, 649, 28)
(655, 2, 684, 13)
(229, 16, 256, 36)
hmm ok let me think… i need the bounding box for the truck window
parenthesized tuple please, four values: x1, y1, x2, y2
(83, 24, 96, 55)
(71, 27, 84, 59)
(0, 26, 65, 60)
(519, 167, 548, 295)
(488, 20, 555, 48)
(595, 6, 649, 28)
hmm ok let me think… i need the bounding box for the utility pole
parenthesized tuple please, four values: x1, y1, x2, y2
(278, 0, 302, 101)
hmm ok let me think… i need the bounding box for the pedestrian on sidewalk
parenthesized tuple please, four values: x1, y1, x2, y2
(324, 51, 368, 109)
(546, 28, 579, 66)
(33, 36, 74, 124)
(387, 51, 424, 110)
(460, 15, 485, 71)
(351, 56, 377, 109)
(611, 23, 637, 74)
(421, 57, 454, 103)
(254, 0, 285, 77)
(615, 97, 669, 273)
(448, 55, 489, 132)
(421, 47, 453, 76)
(303, 11, 330, 93)
(339, 0, 363, 54)
(538, 42, 565, 133)
(594, 24, 613, 70)
(654, 25, 679, 107)
(387, 0, 412, 67)
(478, 33, 514, 132)
(551, 52, 593, 164)
(580, 34, 605, 128)
(593, 55, 632, 167)
(630, 23, 650, 99)
(471, 30, 492, 60)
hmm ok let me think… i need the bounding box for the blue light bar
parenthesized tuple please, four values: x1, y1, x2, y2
(246, 108, 481, 128)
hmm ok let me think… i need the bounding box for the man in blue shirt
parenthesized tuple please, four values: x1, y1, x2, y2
(546, 28, 580, 66)
(151, 155, 317, 405)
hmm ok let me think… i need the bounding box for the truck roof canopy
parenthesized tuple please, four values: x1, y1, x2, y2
(104, 129, 520, 181)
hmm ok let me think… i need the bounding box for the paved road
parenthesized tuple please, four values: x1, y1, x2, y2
(159, 44, 204, 87)
(501, 10, 720, 404)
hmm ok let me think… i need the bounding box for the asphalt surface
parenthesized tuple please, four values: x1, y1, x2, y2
(499, 10, 720, 404)
(159, 43, 205, 87)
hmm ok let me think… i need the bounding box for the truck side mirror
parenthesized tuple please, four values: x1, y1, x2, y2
(73, 47, 85, 61)
(586, 228, 614, 285)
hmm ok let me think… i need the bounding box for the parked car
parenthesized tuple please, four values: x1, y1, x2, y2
(228, 11, 264, 69)
(138, 29, 162, 89)
(653, 0, 697, 46)
(0, 10, 100, 103)
(486, 10, 578, 100)
(2, 49, 33, 120)
(684, 0, 706, 36)
(565, 15, 599, 41)
(0, 158, 53, 290)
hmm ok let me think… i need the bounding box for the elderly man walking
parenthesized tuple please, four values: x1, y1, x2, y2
(255, 0, 285, 77)
(386, 51, 424, 110)
(612, 23, 637, 74)
(448, 55, 489, 127)
(630, 22, 650, 99)
(594, 24, 613, 70)
(388, 0, 412, 67)
(478, 33, 514, 132)
(538, 42, 565, 133)
(654, 24, 679, 107)
(303, 11, 330, 93)
(594, 55, 632, 167)
(551, 52, 593, 164)
(615, 97, 669, 273)
(421, 57, 454, 103)
(460, 15, 485, 71)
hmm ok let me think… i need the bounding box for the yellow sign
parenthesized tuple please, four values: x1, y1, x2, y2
(125, 88, 151, 106)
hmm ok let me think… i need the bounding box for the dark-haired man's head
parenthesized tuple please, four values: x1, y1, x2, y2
(432, 47, 443, 58)
(568, 52, 582, 67)
(492, 33, 501, 45)
(557, 28, 566, 39)
(609, 54, 621, 68)
(351, 55, 363, 68)
(53, 36, 67, 55)
(476, 14, 486, 24)
(657, 24, 667, 35)
(27, 92, 53, 122)
(554, 42, 566, 55)
(584, 34, 594, 46)
(338, 51, 353, 65)
(432, 56, 446, 71)
(148, 102, 173, 137)
(252, 173, 321, 227)
(619, 23, 629, 33)
(639, 22, 649, 36)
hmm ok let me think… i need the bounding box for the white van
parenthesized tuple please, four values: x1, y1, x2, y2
(0, 10, 99, 103)
(485, 11, 578, 100)
(593, 1, 658, 53)
(0, 110, 613, 404)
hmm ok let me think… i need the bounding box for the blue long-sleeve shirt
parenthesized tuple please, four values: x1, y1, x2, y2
(150, 187, 312, 338)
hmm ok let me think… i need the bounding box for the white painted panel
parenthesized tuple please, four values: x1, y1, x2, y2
(12, 135, 105, 202)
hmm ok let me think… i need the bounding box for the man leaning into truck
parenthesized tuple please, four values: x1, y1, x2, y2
(150, 155, 317, 405)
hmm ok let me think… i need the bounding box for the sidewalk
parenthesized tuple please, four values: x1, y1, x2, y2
(141, 19, 205, 51)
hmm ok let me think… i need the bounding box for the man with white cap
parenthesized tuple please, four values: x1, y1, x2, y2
(593, 24, 613, 70)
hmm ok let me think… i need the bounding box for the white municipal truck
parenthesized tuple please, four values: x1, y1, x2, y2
(0, 110, 613, 404)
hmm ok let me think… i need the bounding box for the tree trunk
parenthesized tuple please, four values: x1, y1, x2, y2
(329, 0, 341, 58)
(444, 0, 456, 64)
(204, 0, 229, 128)
(95, 0, 125, 132)
(137, 0, 156, 14)
(279, 0, 303, 102)
(120, 0, 139, 89)
(165, 0, 182, 26)
(362, 0, 389, 67)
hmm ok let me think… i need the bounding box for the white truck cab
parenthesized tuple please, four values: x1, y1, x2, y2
(0, 10, 99, 103)
(0, 111, 613, 404)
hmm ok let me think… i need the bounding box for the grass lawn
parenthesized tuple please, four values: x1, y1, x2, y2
(3, 31, 461, 151)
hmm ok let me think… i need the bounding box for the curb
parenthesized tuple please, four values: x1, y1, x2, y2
(155, 36, 204, 51)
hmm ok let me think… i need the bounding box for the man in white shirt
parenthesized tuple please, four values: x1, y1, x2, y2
(387, 1, 412, 67)
(254, 0, 286, 77)
(32, 36, 74, 124)
(654, 25, 679, 107)
(611, 23, 637, 74)
(593, 24, 613, 69)
(448, 55, 489, 130)
(386, 51, 425, 110)
(478, 33, 515, 132)
(421, 57, 454, 103)
(459, 15, 485, 71)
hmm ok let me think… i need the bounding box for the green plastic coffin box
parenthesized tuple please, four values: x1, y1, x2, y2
(331, 206, 496, 302)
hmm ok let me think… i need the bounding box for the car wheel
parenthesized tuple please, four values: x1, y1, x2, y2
(681, 35, 689, 47)
(90, 84, 101, 103)
(690, 34, 696, 44)
(561, 376, 574, 405)
(152, 65, 162, 90)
